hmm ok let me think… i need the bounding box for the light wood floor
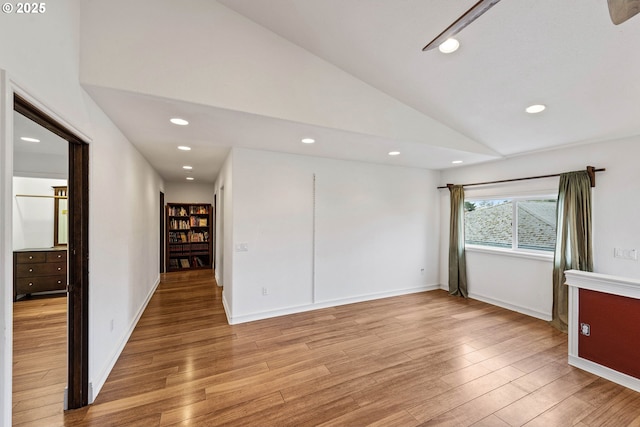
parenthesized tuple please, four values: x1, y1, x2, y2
(13, 270, 640, 426)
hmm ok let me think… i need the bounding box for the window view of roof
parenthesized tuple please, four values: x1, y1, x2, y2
(465, 199, 557, 251)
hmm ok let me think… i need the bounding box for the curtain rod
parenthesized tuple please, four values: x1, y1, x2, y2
(437, 166, 605, 189)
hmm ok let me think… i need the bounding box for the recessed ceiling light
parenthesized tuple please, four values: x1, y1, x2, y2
(170, 118, 189, 126)
(525, 104, 546, 114)
(177, 146, 191, 151)
(438, 38, 460, 54)
(186, 177, 195, 181)
(452, 160, 463, 164)
(388, 151, 401, 156)
(183, 165, 193, 170)
(20, 137, 40, 143)
(301, 138, 315, 144)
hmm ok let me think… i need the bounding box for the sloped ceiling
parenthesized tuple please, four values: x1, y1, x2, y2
(80, 0, 640, 184)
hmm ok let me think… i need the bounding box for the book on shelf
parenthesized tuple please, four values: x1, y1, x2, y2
(170, 219, 189, 230)
(190, 217, 208, 227)
(169, 231, 188, 243)
(191, 243, 208, 252)
(190, 232, 210, 242)
(180, 258, 190, 268)
(168, 206, 188, 217)
(189, 206, 208, 214)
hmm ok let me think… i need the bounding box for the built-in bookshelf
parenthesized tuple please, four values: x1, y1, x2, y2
(166, 203, 213, 271)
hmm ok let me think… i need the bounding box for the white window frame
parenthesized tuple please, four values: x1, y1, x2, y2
(464, 194, 557, 260)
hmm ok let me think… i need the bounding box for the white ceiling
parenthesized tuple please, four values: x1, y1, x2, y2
(13, 111, 68, 178)
(82, 0, 640, 184)
(13, 111, 68, 156)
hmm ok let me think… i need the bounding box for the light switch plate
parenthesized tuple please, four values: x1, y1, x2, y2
(234, 243, 248, 252)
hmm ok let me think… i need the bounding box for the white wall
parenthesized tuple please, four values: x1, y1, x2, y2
(164, 181, 214, 205)
(439, 137, 640, 320)
(0, 69, 13, 427)
(0, 0, 164, 420)
(228, 148, 439, 324)
(12, 177, 67, 250)
(86, 98, 164, 400)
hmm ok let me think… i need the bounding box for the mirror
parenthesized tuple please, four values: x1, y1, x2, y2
(53, 186, 68, 246)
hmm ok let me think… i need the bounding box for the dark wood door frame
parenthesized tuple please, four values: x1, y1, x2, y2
(67, 139, 89, 408)
(213, 194, 216, 270)
(14, 94, 90, 409)
(160, 191, 165, 273)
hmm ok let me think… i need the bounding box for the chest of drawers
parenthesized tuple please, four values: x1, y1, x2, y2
(13, 249, 67, 300)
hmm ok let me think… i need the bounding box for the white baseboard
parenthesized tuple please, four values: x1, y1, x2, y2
(226, 284, 439, 325)
(88, 275, 161, 403)
(222, 292, 232, 324)
(468, 291, 552, 321)
(569, 355, 640, 393)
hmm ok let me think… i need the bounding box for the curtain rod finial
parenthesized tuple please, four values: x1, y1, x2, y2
(446, 183, 454, 189)
(586, 166, 596, 187)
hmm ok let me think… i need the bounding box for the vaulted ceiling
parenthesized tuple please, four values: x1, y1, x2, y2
(80, 0, 640, 184)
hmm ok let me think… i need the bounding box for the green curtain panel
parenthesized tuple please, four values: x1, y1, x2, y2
(448, 185, 468, 297)
(551, 170, 593, 332)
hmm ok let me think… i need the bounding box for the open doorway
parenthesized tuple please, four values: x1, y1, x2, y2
(12, 94, 89, 416)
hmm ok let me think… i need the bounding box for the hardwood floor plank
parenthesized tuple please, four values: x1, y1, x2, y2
(229, 395, 360, 427)
(12, 401, 65, 426)
(522, 395, 595, 427)
(471, 414, 512, 427)
(494, 369, 598, 426)
(364, 410, 421, 427)
(407, 366, 526, 422)
(316, 404, 421, 427)
(439, 362, 493, 388)
(511, 360, 575, 393)
(160, 391, 285, 426)
(81, 389, 206, 426)
(508, 343, 567, 374)
(13, 271, 640, 426)
(420, 383, 528, 426)
(574, 377, 630, 408)
(579, 388, 640, 426)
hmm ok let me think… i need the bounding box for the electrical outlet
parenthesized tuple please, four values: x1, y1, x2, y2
(580, 323, 590, 336)
(262, 287, 268, 296)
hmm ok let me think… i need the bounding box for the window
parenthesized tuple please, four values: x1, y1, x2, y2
(464, 197, 557, 252)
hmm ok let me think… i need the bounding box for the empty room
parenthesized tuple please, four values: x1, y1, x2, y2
(1, 0, 640, 425)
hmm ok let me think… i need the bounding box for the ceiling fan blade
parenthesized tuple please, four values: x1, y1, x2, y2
(608, 0, 640, 24)
(422, 0, 501, 51)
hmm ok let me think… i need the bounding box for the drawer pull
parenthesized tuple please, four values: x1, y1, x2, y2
(57, 280, 62, 284)
(57, 267, 61, 271)
(57, 255, 62, 258)
(29, 268, 33, 272)
(29, 256, 33, 259)
(29, 283, 33, 287)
